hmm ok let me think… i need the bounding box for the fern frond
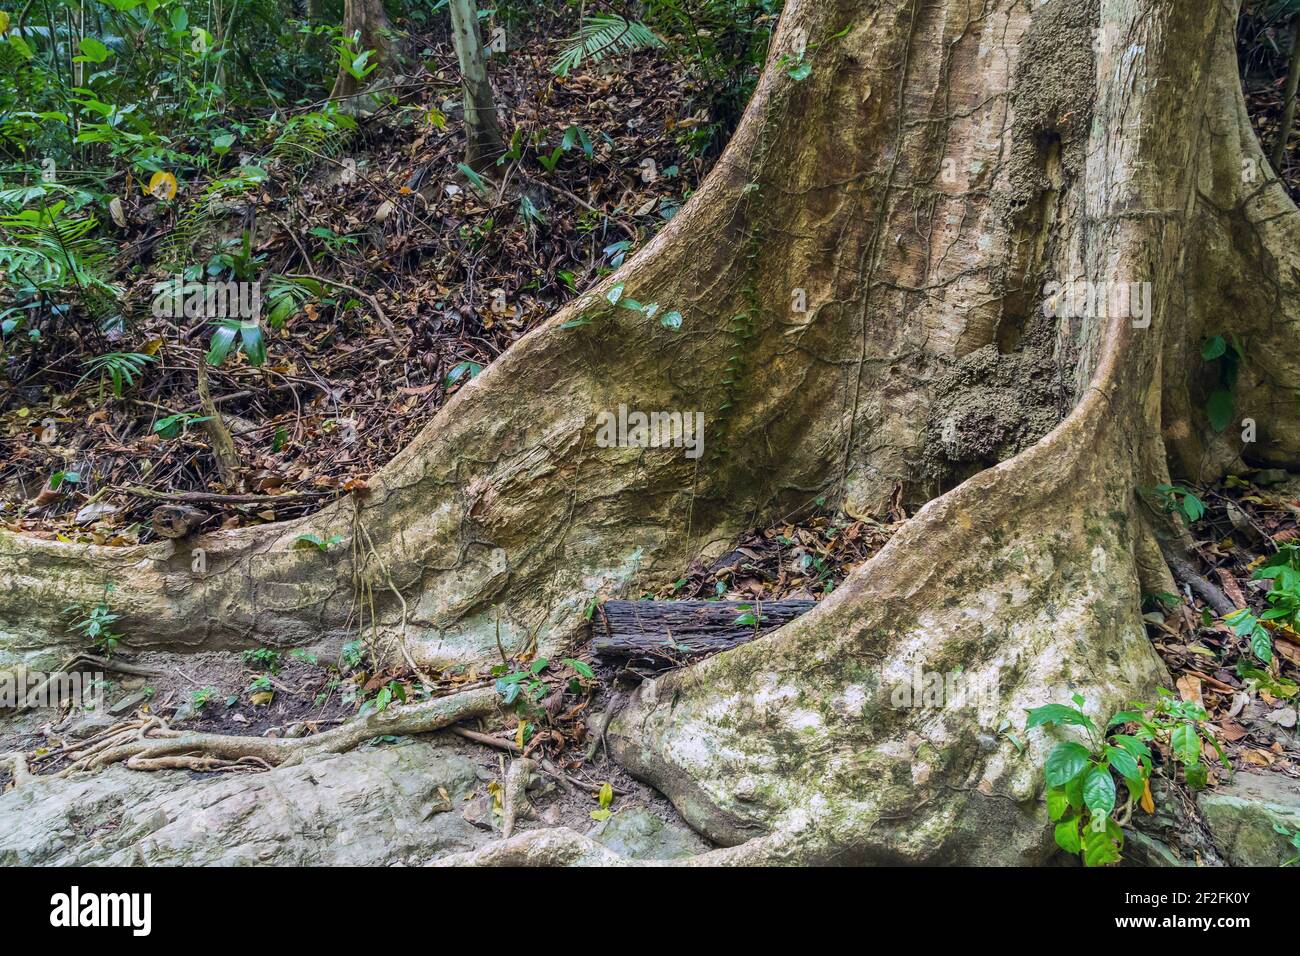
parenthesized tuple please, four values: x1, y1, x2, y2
(552, 15, 663, 77)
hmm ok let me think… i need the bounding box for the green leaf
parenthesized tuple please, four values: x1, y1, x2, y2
(206, 324, 237, 366)
(239, 322, 265, 366)
(74, 37, 112, 63)
(787, 59, 812, 80)
(1206, 388, 1234, 433)
(1081, 817, 1123, 867)
(605, 284, 624, 306)
(1104, 745, 1140, 781)
(1201, 336, 1227, 361)
(1046, 788, 1070, 822)
(563, 658, 595, 680)
(445, 361, 482, 386)
(1180, 491, 1206, 522)
(1251, 625, 1273, 663)
(1054, 816, 1082, 855)
(1044, 742, 1091, 787)
(1170, 723, 1201, 766)
(456, 163, 489, 197)
(1082, 766, 1117, 814)
(660, 310, 683, 330)
(1026, 703, 1097, 734)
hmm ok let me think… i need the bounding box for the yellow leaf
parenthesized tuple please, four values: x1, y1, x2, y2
(1140, 778, 1155, 815)
(598, 781, 613, 809)
(142, 336, 164, 356)
(590, 808, 612, 822)
(0, 11, 10, 34)
(144, 171, 177, 200)
(249, 690, 273, 706)
(515, 719, 527, 749)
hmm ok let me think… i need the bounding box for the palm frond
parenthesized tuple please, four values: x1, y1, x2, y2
(552, 15, 663, 77)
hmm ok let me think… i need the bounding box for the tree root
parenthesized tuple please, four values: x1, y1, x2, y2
(1, 752, 30, 789)
(51, 686, 499, 776)
(501, 758, 537, 840)
(434, 827, 802, 867)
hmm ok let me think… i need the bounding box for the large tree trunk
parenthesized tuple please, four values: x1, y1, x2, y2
(4, 0, 1300, 864)
(330, 0, 392, 103)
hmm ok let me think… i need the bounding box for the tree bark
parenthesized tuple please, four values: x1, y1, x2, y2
(592, 600, 816, 662)
(447, 0, 504, 173)
(1270, 15, 1300, 173)
(3, 0, 1300, 864)
(330, 0, 392, 104)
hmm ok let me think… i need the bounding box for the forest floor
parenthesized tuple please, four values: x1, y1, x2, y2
(1, 26, 709, 541)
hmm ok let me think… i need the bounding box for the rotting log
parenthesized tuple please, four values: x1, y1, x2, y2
(591, 600, 816, 662)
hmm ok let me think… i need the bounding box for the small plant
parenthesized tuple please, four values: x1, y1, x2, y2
(1027, 695, 1151, 867)
(340, 640, 364, 671)
(590, 781, 615, 822)
(1201, 334, 1245, 432)
(293, 533, 344, 552)
(242, 648, 282, 674)
(153, 412, 211, 439)
(360, 679, 407, 717)
(191, 687, 215, 712)
(247, 674, 274, 705)
(65, 585, 125, 655)
(1109, 689, 1228, 790)
(80, 352, 155, 397)
(1152, 484, 1206, 524)
(290, 649, 319, 666)
(495, 657, 551, 709)
(1224, 541, 1300, 663)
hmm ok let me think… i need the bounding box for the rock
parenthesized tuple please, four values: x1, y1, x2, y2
(0, 740, 491, 866)
(59, 711, 117, 739)
(108, 691, 149, 716)
(1252, 469, 1289, 487)
(586, 807, 711, 861)
(1199, 772, 1300, 867)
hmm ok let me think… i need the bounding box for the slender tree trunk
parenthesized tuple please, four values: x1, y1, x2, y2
(1271, 16, 1300, 172)
(3, 0, 1299, 865)
(448, 0, 504, 173)
(330, 0, 391, 103)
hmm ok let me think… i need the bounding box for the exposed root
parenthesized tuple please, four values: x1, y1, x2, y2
(53, 686, 499, 776)
(2, 752, 30, 789)
(501, 758, 537, 840)
(434, 827, 803, 867)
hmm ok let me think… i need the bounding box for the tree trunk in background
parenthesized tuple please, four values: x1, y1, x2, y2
(5, 0, 1300, 864)
(330, 0, 392, 102)
(1271, 16, 1300, 172)
(448, 0, 504, 173)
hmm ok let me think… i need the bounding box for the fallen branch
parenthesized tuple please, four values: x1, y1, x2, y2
(592, 600, 817, 662)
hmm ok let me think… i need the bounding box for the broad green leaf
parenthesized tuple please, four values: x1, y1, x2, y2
(1170, 722, 1201, 766)
(1206, 388, 1234, 433)
(1046, 788, 1070, 822)
(1044, 742, 1091, 787)
(1026, 703, 1097, 733)
(1082, 766, 1117, 814)
(1104, 745, 1139, 781)
(1054, 816, 1081, 854)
